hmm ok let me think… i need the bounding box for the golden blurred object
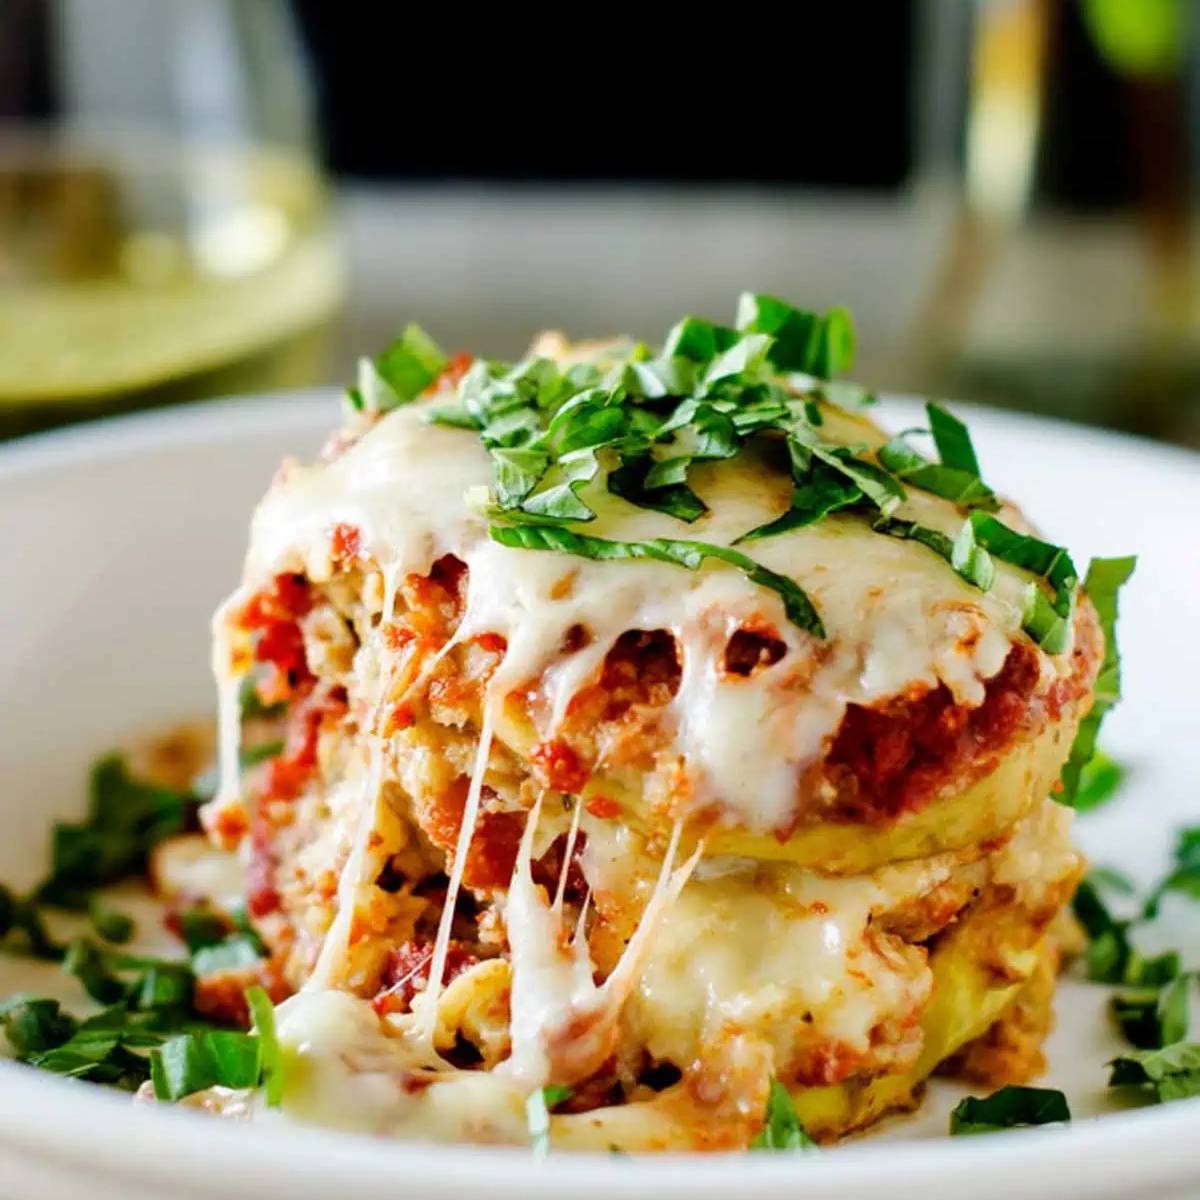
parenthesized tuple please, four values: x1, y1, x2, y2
(0, 133, 343, 426)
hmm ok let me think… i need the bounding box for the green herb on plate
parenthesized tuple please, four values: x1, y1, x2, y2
(950, 1086, 1070, 1134)
(1109, 1043, 1200, 1103)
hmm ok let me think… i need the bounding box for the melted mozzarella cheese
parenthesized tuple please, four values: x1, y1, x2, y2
(623, 855, 934, 1071)
(239, 396, 1046, 834)
(500, 797, 699, 1091)
(577, 812, 1029, 1079)
(274, 991, 529, 1144)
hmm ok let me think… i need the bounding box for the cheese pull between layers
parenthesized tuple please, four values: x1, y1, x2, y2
(243, 799, 1078, 1150)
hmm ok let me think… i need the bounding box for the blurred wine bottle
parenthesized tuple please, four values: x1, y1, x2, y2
(0, 0, 343, 435)
(918, 0, 1200, 445)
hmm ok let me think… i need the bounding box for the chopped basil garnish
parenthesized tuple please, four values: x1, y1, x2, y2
(2, 754, 202, 965)
(64, 937, 128, 1004)
(802, 438, 906, 515)
(870, 466, 1117, 653)
(871, 515, 994, 591)
(435, 296, 886, 634)
(1175, 827, 1200, 868)
(521, 447, 604, 522)
(373, 324, 447, 409)
(1066, 752, 1125, 815)
(150, 1029, 262, 1101)
(178, 902, 267, 981)
(62, 939, 197, 1012)
(1072, 877, 1129, 985)
(740, 431, 904, 544)
(130, 962, 193, 1012)
(87, 895, 134, 944)
(4, 895, 63, 960)
(967, 514, 1078, 594)
(737, 462, 861, 543)
(607, 454, 708, 523)
(0, 752, 281, 1104)
(878, 439, 997, 511)
(702, 332, 774, 388)
(1073, 875, 1181, 986)
(32, 1037, 149, 1087)
(1142, 825, 1200, 920)
(949, 1086, 1070, 1134)
(1058, 557, 1137, 805)
(2, 944, 216, 1091)
(968, 513, 1079, 653)
(877, 404, 997, 511)
(491, 445, 552, 509)
(425, 403, 476, 430)
(871, 514, 954, 560)
(927, 402, 982, 475)
(178, 907, 231, 953)
(950, 517, 997, 590)
(1112, 975, 1191, 1050)
(734, 294, 854, 378)
(2, 997, 77, 1056)
(148, 986, 283, 1104)
(1109, 1043, 1200, 1103)
(399, 294, 1110, 648)
(39, 755, 197, 906)
(661, 315, 739, 364)
(750, 1078, 817, 1150)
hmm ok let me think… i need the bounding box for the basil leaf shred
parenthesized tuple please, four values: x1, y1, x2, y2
(750, 1078, 817, 1150)
(1058, 557, 1137, 805)
(488, 523, 824, 638)
(949, 1086, 1070, 1134)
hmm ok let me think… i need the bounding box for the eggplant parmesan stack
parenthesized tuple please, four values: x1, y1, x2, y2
(199, 297, 1127, 1149)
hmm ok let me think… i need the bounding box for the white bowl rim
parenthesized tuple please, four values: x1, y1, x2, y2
(5, 1053, 1200, 1200)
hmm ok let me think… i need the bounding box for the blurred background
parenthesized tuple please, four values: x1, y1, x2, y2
(3, 0, 1200, 445)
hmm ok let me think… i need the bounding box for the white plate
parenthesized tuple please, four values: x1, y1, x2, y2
(0, 393, 1198, 1200)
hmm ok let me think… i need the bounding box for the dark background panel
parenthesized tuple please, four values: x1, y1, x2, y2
(292, 2, 917, 187)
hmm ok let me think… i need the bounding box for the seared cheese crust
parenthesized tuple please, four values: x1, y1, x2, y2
(199, 337, 1100, 1149)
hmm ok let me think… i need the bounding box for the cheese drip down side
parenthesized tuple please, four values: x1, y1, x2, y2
(238, 397, 1061, 834)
